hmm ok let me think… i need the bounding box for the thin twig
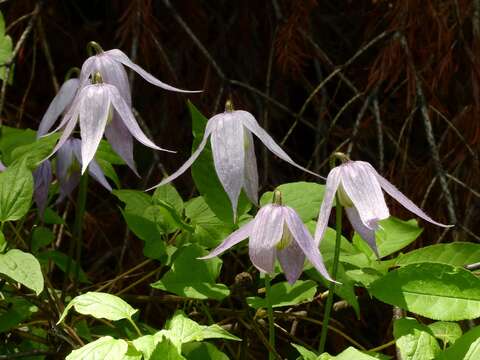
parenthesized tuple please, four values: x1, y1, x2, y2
(37, 16, 59, 92)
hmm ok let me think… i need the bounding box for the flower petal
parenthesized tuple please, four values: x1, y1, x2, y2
(210, 112, 245, 218)
(37, 78, 79, 137)
(79, 85, 111, 174)
(147, 117, 217, 190)
(105, 49, 201, 93)
(71, 139, 112, 192)
(249, 204, 284, 274)
(104, 115, 138, 176)
(107, 84, 174, 153)
(284, 206, 336, 283)
(340, 161, 389, 229)
(345, 206, 379, 257)
(374, 168, 453, 227)
(47, 111, 78, 159)
(277, 231, 305, 284)
(78, 56, 96, 88)
(314, 167, 342, 245)
(33, 161, 52, 216)
(95, 55, 131, 105)
(199, 221, 254, 259)
(243, 129, 259, 205)
(239, 110, 322, 178)
(56, 139, 80, 203)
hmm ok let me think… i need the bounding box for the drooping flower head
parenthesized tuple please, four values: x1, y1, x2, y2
(314, 155, 453, 256)
(48, 72, 173, 174)
(150, 101, 321, 218)
(200, 191, 334, 284)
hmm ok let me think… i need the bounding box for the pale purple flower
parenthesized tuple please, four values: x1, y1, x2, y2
(200, 203, 334, 284)
(56, 138, 111, 203)
(0, 160, 5, 171)
(48, 81, 173, 174)
(33, 161, 53, 216)
(150, 108, 320, 217)
(314, 160, 453, 257)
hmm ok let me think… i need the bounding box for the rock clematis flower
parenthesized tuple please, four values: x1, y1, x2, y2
(200, 192, 334, 284)
(314, 158, 452, 256)
(48, 73, 173, 174)
(55, 138, 111, 203)
(150, 102, 320, 218)
(78, 43, 200, 174)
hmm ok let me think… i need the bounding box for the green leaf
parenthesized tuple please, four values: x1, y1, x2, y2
(183, 342, 229, 360)
(319, 347, 382, 360)
(153, 184, 184, 214)
(0, 11, 12, 83)
(159, 310, 240, 351)
(0, 249, 43, 295)
(96, 158, 120, 188)
(113, 190, 152, 212)
(0, 160, 33, 222)
(0, 126, 36, 164)
(96, 140, 125, 165)
(58, 292, 138, 324)
(393, 317, 441, 360)
(394, 242, 480, 267)
(66, 336, 129, 360)
(188, 101, 251, 224)
(0, 297, 38, 333)
(37, 250, 89, 283)
(132, 335, 184, 360)
(43, 207, 65, 224)
(428, 321, 462, 347)
(10, 133, 59, 169)
(376, 217, 422, 257)
(369, 263, 480, 320)
(247, 280, 317, 309)
(292, 343, 318, 360)
(437, 325, 480, 360)
(151, 244, 230, 300)
(31, 226, 54, 253)
(260, 182, 326, 221)
(185, 196, 233, 248)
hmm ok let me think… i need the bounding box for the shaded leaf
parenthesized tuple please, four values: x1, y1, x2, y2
(0, 249, 43, 295)
(247, 280, 317, 309)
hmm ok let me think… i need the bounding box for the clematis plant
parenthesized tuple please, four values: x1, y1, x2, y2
(47, 72, 173, 174)
(314, 154, 452, 256)
(77, 42, 200, 173)
(151, 101, 320, 218)
(200, 191, 334, 284)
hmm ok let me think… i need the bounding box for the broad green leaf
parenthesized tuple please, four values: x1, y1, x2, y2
(31, 226, 54, 253)
(292, 343, 318, 360)
(10, 133, 59, 169)
(185, 196, 233, 248)
(0, 297, 38, 333)
(96, 158, 120, 188)
(394, 242, 480, 267)
(96, 140, 125, 165)
(0, 249, 43, 295)
(132, 335, 184, 360)
(43, 207, 65, 224)
(376, 217, 422, 257)
(0, 10, 12, 82)
(345, 268, 383, 287)
(260, 182, 326, 221)
(66, 336, 128, 360)
(428, 321, 462, 347)
(37, 250, 89, 283)
(319, 347, 381, 359)
(153, 184, 184, 214)
(393, 317, 440, 360)
(0, 161, 33, 221)
(0, 230, 5, 252)
(306, 261, 360, 318)
(58, 292, 138, 324)
(437, 325, 480, 360)
(0, 127, 36, 164)
(247, 280, 317, 309)
(113, 190, 151, 212)
(188, 101, 251, 224)
(121, 345, 143, 360)
(369, 263, 480, 320)
(183, 342, 229, 360)
(151, 244, 230, 300)
(159, 310, 240, 351)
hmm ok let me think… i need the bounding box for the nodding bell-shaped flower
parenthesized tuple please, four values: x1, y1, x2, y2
(314, 156, 453, 257)
(48, 72, 173, 174)
(0, 160, 5, 171)
(200, 191, 334, 285)
(56, 138, 111, 203)
(33, 161, 53, 216)
(150, 101, 320, 218)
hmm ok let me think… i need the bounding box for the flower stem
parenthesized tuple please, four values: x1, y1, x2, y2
(264, 273, 275, 360)
(128, 317, 142, 337)
(73, 173, 88, 292)
(318, 194, 342, 353)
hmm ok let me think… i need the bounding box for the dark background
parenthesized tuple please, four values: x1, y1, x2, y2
(1, 0, 479, 356)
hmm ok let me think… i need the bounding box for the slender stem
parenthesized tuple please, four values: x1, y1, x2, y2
(318, 194, 342, 353)
(264, 274, 275, 360)
(71, 173, 88, 294)
(127, 317, 142, 337)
